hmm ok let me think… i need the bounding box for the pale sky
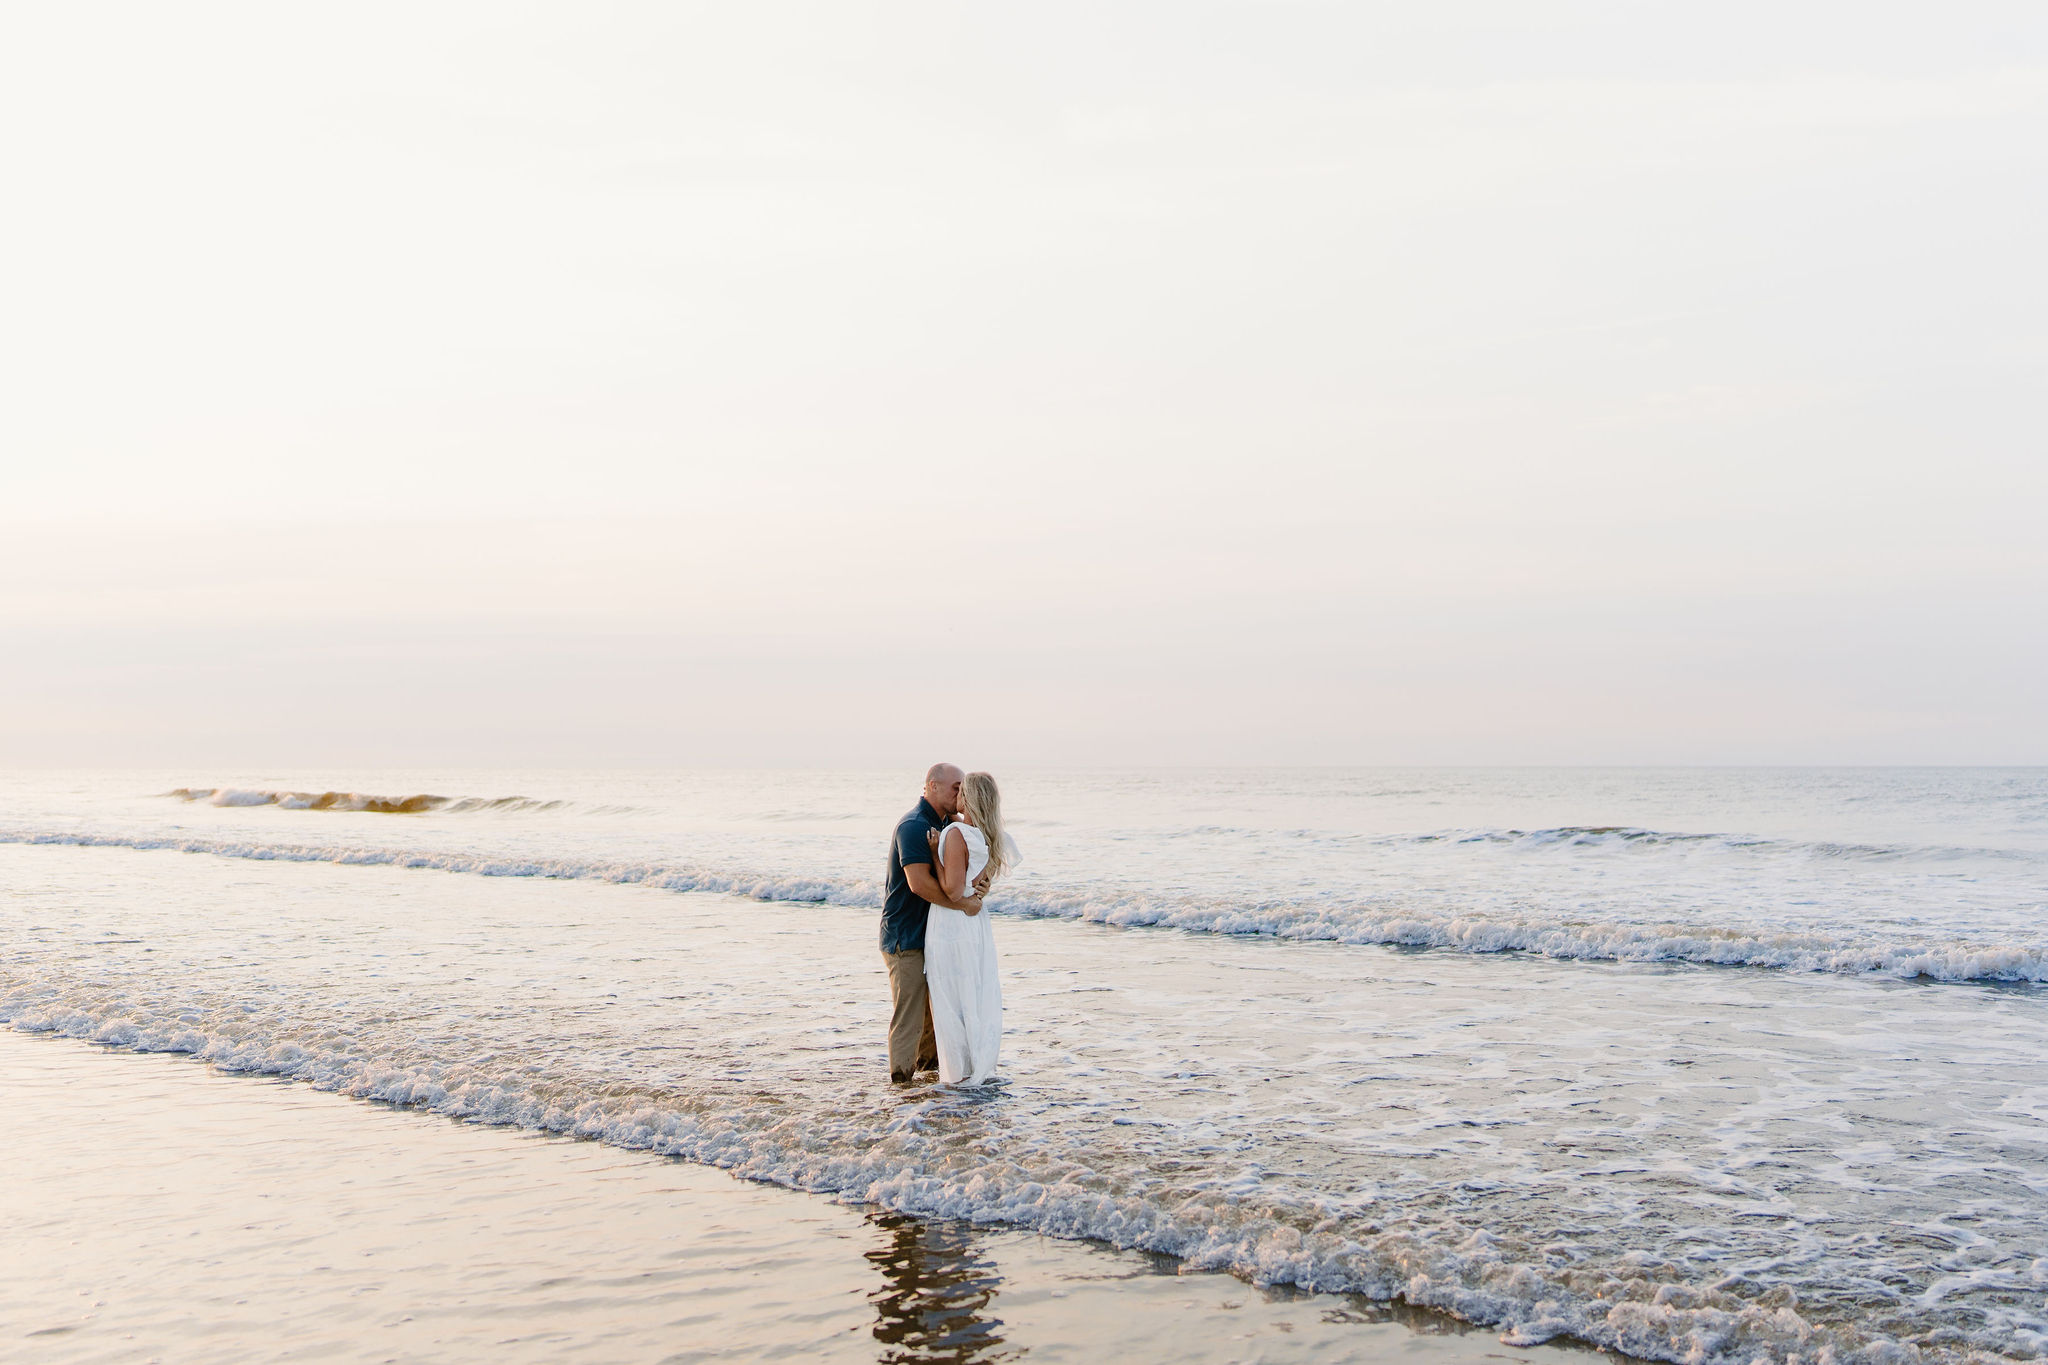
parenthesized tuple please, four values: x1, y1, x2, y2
(2, 3, 2044, 767)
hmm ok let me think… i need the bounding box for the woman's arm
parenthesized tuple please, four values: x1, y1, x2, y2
(939, 824, 971, 903)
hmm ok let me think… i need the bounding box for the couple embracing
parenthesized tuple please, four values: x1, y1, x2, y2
(881, 764, 1019, 1086)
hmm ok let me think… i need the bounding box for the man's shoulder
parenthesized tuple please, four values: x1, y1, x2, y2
(895, 805, 934, 833)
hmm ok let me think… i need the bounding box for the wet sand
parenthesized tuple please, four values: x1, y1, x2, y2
(0, 1029, 1630, 1364)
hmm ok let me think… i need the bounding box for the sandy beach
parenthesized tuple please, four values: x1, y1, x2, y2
(1, 1027, 1628, 1364)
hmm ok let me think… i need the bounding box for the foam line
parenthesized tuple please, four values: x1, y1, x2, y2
(0, 993, 1901, 1365)
(6, 827, 2044, 983)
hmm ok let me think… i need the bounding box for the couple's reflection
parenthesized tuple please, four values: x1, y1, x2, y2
(865, 1212, 1017, 1362)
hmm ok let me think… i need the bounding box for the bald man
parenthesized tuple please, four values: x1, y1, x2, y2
(880, 763, 989, 1082)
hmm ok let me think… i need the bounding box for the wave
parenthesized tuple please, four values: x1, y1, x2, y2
(165, 788, 572, 815)
(1403, 824, 2032, 865)
(1155, 822, 2032, 866)
(0, 992, 1929, 1365)
(1416, 824, 1734, 847)
(8, 827, 2046, 984)
(157, 791, 2029, 867)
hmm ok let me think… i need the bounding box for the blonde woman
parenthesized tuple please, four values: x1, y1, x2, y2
(924, 772, 1019, 1085)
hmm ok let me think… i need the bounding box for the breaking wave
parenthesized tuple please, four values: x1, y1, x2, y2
(165, 787, 579, 815)
(1402, 824, 2029, 864)
(6, 827, 2044, 984)
(155, 789, 2027, 868)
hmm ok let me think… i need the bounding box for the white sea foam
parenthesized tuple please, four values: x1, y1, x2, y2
(5, 825, 2043, 984)
(0, 992, 1914, 1365)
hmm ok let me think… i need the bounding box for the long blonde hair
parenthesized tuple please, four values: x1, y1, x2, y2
(961, 771, 1010, 882)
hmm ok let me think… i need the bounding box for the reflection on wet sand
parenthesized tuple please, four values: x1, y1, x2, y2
(866, 1213, 1015, 1363)
(853, 1207, 1641, 1365)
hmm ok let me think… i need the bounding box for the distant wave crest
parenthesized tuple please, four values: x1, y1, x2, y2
(1405, 824, 2024, 864)
(165, 788, 584, 815)
(7, 827, 2045, 985)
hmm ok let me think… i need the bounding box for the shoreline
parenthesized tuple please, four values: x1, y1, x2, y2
(2, 1027, 1641, 1364)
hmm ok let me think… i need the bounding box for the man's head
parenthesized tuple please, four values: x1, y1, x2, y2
(923, 763, 965, 819)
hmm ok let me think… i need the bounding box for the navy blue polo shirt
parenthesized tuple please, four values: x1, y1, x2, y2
(881, 797, 945, 953)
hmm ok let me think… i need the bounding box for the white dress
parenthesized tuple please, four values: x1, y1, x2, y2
(923, 822, 1013, 1086)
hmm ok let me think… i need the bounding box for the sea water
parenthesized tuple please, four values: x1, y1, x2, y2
(2, 768, 2044, 1363)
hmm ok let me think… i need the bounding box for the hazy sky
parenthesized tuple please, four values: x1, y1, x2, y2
(3, 3, 2044, 767)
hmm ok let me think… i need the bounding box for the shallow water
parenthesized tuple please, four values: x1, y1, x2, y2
(3, 1029, 1544, 1364)
(3, 768, 2046, 1363)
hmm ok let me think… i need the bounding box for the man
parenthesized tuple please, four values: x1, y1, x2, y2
(881, 763, 989, 1082)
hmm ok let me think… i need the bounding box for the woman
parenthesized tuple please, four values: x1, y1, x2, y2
(924, 771, 1017, 1086)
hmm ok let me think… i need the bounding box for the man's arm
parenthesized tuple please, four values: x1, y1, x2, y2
(906, 863, 982, 916)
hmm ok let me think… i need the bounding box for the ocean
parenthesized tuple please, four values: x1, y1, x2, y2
(3, 767, 2045, 1363)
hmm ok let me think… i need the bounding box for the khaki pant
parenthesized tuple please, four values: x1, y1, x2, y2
(884, 950, 938, 1080)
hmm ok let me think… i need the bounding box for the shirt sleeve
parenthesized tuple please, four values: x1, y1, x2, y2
(896, 818, 934, 869)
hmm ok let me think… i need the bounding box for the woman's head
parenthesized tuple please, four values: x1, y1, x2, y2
(960, 771, 1009, 881)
